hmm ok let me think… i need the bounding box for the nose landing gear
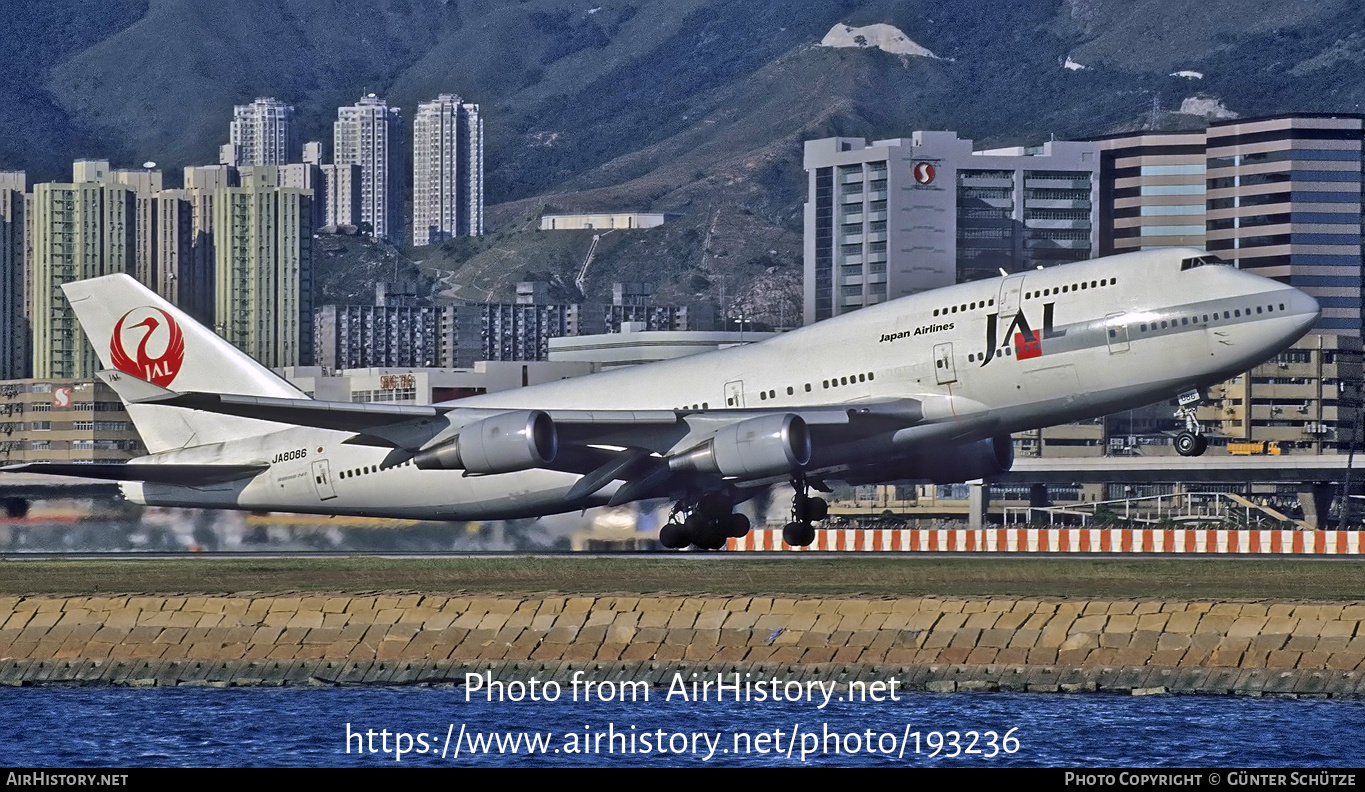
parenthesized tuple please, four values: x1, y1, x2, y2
(1174, 401, 1209, 457)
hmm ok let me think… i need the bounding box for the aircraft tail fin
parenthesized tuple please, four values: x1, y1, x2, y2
(62, 274, 307, 452)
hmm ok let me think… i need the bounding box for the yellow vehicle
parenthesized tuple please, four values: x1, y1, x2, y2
(1227, 441, 1281, 456)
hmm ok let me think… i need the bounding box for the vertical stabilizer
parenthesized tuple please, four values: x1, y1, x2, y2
(62, 274, 307, 452)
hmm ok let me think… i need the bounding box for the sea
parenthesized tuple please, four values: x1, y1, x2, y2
(2, 686, 1361, 768)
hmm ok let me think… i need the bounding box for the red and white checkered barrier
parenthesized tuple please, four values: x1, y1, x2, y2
(728, 527, 1365, 553)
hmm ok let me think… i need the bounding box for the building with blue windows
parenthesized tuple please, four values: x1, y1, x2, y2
(1094, 114, 1364, 336)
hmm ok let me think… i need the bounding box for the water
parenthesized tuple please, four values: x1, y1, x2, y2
(2, 687, 1360, 767)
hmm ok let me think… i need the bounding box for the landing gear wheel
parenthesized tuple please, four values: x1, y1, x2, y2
(692, 518, 728, 550)
(804, 496, 828, 522)
(782, 521, 816, 547)
(659, 522, 690, 549)
(727, 513, 751, 538)
(1175, 431, 1206, 457)
(697, 490, 732, 520)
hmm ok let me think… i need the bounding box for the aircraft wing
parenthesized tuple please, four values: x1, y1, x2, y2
(100, 369, 927, 454)
(95, 369, 945, 502)
(0, 462, 268, 484)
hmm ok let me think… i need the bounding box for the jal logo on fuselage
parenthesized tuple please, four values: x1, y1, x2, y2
(980, 302, 1056, 366)
(110, 307, 185, 387)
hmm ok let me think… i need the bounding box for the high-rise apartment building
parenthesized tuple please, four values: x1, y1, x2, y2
(27, 178, 136, 378)
(803, 134, 1099, 324)
(229, 97, 299, 167)
(334, 94, 402, 241)
(0, 172, 25, 379)
(150, 189, 214, 324)
(70, 162, 215, 327)
(412, 94, 483, 245)
(178, 164, 241, 325)
(315, 303, 457, 370)
(213, 184, 314, 367)
(320, 163, 361, 231)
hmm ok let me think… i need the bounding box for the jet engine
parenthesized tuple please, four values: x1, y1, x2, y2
(844, 435, 1014, 485)
(412, 410, 557, 474)
(926, 435, 1015, 483)
(668, 414, 811, 478)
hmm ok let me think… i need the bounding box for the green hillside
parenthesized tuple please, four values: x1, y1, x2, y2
(4, 0, 1364, 312)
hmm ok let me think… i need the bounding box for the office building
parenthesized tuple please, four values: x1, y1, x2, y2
(1205, 115, 1364, 335)
(412, 94, 483, 245)
(334, 94, 402, 241)
(803, 133, 1099, 323)
(0, 378, 143, 465)
(229, 97, 299, 167)
(1093, 115, 1364, 335)
(212, 183, 314, 367)
(1093, 130, 1209, 255)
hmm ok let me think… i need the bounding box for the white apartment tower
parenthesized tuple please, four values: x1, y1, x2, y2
(229, 97, 299, 167)
(413, 94, 484, 245)
(334, 94, 403, 241)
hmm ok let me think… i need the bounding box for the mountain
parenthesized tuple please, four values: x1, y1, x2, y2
(4, 0, 1364, 317)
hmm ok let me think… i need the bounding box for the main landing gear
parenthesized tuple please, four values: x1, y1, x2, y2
(659, 490, 750, 550)
(782, 476, 829, 548)
(1174, 395, 1208, 457)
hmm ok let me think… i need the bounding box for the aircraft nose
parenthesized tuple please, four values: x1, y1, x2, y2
(1289, 288, 1321, 333)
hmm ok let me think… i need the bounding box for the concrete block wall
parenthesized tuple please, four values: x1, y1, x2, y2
(2, 595, 1363, 675)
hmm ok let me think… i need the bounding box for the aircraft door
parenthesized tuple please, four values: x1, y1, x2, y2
(311, 459, 338, 501)
(998, 274, 1026, 316)
(1105, 313, 1130, 354)
(933, 342, 958, 385)
(724, 380, 745, 408)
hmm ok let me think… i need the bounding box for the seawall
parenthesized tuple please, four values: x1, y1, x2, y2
(3, 594, 1365, 694)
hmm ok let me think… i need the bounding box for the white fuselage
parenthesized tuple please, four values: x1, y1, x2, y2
(123, 249, 1320, 519)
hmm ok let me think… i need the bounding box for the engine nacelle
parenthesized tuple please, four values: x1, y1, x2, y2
(412, 410, 557, 474)
(924, 435, 1015, 484)
(844, 435, 1014, 485)
(669, 414, 811, 478)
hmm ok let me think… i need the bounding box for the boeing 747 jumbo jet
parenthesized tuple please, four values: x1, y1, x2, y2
(6, 248, 1319, 548)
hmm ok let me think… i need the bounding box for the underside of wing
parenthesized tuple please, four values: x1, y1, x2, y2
(96, 369, 950, 496)
(1, 463, 268, 485)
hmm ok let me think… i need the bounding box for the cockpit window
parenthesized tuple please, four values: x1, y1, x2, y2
(1180, 254, 1227, 271)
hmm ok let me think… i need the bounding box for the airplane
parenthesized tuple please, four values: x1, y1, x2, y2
(4, 247, 1320, 549)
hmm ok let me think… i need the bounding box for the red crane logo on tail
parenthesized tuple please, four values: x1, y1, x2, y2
(110, 308, 185, 387)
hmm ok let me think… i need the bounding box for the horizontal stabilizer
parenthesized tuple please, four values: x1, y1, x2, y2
(1, 463, 267, 485)
(97, 369, 176, 403)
